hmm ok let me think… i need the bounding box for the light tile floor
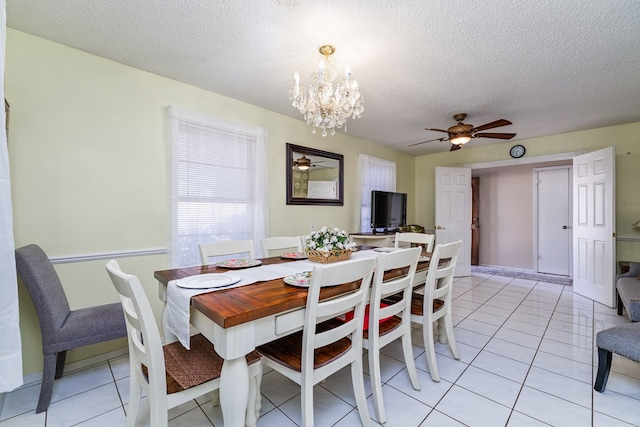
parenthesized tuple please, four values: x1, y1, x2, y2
(2, 272, 640, 426)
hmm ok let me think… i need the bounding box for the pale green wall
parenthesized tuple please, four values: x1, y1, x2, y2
(6, 30, 415, 375)
(8, 28, 640, 377)
(414, 122, 640, 264)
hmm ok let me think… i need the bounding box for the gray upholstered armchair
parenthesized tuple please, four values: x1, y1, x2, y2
(15, 244, 127, 413)
(616, 261, 640, 321)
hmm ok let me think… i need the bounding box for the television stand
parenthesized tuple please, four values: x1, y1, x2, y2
(371, 227, 399, 235)
(349, 232, 395, 247)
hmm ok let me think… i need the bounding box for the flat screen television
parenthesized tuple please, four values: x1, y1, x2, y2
(370, 190, 407, 233)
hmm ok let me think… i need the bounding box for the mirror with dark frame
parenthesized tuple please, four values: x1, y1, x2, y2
(286, 143, 344, 206)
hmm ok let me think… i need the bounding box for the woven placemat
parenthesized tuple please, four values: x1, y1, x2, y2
(162, 334, 262, 391)
(163, 334, 223, 390)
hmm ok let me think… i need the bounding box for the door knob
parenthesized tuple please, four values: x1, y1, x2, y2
(562, 225, 568, 229)
(435, 225, 446, 230)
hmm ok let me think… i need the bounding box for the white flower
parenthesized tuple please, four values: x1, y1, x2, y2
(303, 225, 355, 252)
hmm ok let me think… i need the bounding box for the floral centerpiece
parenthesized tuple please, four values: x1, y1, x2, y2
(304, 226, 357, 263)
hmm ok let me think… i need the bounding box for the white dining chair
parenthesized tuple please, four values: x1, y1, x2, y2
(261, 236, 303, 257)
(363, 247, 422, 423)
(105, 260, 262, 427)
(409, 241, 462, 381)
(394, 232, 435, 252)
(199, 240, 255, 265)
(256, 257, 376, 427)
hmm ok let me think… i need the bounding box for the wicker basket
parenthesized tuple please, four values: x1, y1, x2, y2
(306, 249, 352, 264)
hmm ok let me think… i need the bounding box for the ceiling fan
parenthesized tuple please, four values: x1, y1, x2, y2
(293, 155, 325, 170)
(410, 113, 516, 151)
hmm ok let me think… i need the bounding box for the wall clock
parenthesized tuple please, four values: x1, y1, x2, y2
(509, 144, 526, 158)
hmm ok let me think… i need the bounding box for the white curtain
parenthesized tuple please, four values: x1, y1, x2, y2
(0, 0, 23, 393)
(358, 154, 396, 233)
(167, 106, 269, 267)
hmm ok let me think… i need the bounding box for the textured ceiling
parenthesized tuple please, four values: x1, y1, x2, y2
(7, 0, 640, 155)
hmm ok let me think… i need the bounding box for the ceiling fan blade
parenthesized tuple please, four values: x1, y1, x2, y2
(475, 132, 516, 140)
(409, 137, 447, 147)
(450, 144, 462, 151)
(425, 128, 449, 133)
(472, 119, 512, 132)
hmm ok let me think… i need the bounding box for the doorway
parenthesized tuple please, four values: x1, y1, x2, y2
(535, 166, 571, 276)
(471, 177, 479, 265)
(470, 158, 574, 273)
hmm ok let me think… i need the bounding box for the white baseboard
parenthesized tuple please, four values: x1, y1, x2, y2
(19, 347, 129, 389)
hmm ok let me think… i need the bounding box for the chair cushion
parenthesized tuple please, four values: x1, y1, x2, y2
(596, 323, 640, 363)
(400, 224, 426, 233)
(337, 302, 392, 331)
(620, 262, 640, 277)
(160, 333, 261, 392)
(45, 302, 127, 354)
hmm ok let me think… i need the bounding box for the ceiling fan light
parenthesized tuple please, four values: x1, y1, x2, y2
(295, 155, 311, 170)
(451, 134, 471, 145)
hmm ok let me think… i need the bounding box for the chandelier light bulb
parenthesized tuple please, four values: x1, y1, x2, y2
(293, 71, 300, 97)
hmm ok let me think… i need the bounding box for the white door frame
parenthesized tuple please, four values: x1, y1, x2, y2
(465, 150, 586, 171)
(533, 165, 573, 276)
(463, 150, 585, 272)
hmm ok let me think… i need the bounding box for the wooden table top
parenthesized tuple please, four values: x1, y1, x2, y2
(154, 253, 431, 329)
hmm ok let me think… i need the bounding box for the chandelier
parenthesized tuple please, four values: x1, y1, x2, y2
(289, 45, 364, 137)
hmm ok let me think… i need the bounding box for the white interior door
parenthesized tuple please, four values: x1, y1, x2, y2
(536, 167, 571, 276)
(572, 146, 616, 307)
(435, 167, 471, 276)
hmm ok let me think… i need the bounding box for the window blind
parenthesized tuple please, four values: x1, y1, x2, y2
(168, 107, 268, 267)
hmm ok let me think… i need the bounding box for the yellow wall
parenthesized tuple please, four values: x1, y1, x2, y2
(6, 29, 415, 375)
(414, 122, 640, 263)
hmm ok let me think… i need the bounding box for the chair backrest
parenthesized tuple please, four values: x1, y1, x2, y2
(15, 244, 71, 345)
(303, 257, 376, 370)
(261, 236, 303, 257)
(424, 241, 462, 312)
(368, 247, 421, 332)
(199, 240, 255, 265)
(105, 260, 167, 399)
(394, 232, 435, 252)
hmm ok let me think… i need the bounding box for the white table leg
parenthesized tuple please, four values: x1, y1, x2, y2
(220, 356, 250, 427)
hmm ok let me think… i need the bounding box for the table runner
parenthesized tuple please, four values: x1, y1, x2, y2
(167, 252, 380, 349)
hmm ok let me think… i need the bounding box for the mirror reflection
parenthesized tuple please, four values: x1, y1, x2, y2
(286, 143, 344, 206)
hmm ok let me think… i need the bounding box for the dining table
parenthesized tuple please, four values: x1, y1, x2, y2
(154, 248, 435, 427)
